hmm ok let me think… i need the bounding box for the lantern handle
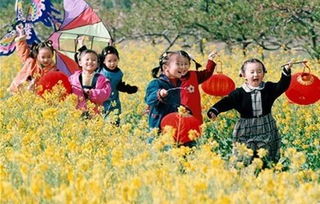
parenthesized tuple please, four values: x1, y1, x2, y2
(302, 62, 311, 74)
(167, 87, 188, 92)
(215, 59, 223, 73)
(280, 60, 308, 68)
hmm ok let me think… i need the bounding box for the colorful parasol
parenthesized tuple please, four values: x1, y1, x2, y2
(48, 0, 112, 76)
(0, 0, 62, 56)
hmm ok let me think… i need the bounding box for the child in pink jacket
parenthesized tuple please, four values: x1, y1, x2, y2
(69, 49, 111, 116)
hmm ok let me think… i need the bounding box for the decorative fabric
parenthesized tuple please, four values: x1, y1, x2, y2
(233, 113, 281, 162)
(242, 82, 265, 117)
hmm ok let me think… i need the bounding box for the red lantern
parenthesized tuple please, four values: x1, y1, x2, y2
(36, 71, 72, 96)
(285, 68, 320, 105)
(201, 60, 235, 96)
(202, 73, 236, 96)
(160, 112, 201, 144)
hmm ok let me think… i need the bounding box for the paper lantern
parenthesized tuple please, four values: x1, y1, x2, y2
(160, 112, 201, 144)
(202, 73, 236, 96)
(36, 71, 72, 96)
(285, 72, 320, 105)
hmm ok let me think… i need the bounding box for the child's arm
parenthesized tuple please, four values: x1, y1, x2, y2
(15, 24, 31, 62)
(207, 90, 238, 120)
(117, 80, 138, 94)
(145, 80, 168, 106)
(272, 63, 292, 98)
(196, 51, 217, 84)
(74, 36, 88, 64)
(87, 76, 112, 104)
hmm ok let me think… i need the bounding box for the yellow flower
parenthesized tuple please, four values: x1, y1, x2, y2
(177, 105, 190, 116)
(42, 107, 59, 119)
(193, 181, 208, 192)
(188, 129, 200, 141)
(274, 163, 283, 171)
(257, 148, 268, 158)
(251, 158, 263, 169)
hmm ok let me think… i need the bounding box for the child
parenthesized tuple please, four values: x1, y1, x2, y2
(98, 46, 138, 124)
(69, 49, 111, 116)
(207, 58, 292, 164)
(180, 50, 217, 124)
(145, 51, 185, 129)
(8, 24, 57, 94)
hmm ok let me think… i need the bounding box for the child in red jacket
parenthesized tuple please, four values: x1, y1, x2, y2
(180, 50, 217, 123)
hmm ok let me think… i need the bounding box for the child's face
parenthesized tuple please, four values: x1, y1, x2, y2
(79, 53, 98, 73)
(37, 48, 53, 67)
(243, 62, 265, 87)
(104, 54, 119, 70)
(163, 54, 184, 79)
(181, 57, 191, 76)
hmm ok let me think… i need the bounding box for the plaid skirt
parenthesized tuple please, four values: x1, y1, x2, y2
(233, 113, 281, 162)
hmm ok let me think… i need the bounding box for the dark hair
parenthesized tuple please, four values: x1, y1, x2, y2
(179, 50, 202, 70)
(29, 40, 54, 59)
(151, 51, 176, 78)
(74, 45, 88, 64)
(77, 49, 99, 68)
(100, 46, 119, 62)
(240, 58, 267, 77)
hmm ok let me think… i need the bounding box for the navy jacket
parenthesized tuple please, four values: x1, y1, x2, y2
(145, 74, 181, 128)
(208, 69, 291, 118)
(98, 65, 137, 116)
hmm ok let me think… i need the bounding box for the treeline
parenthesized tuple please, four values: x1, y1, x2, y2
(1, 0, 319, 59)
(99, 0, 320, 59)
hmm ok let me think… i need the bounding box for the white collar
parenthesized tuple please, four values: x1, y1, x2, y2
(242, 82, 265, 93)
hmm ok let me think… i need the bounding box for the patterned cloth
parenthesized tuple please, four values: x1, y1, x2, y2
(233, 113, 281, 162)
(242, 83, 264, 117)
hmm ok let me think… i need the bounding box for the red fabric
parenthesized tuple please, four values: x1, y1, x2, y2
(181, 71, 203, 123)
(161, 112, 201, 144)
(180, 60, 216, 123)
(36, 71, 72, 96)
(63, 7, 100, 30)
(285, 72, 320, 105)
(201, 73, 236, 96)
(57, 52, 80, 74)
(196, 60, 216, 84)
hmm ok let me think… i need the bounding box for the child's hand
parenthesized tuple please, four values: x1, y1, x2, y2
(127, 86, 138, 94)
(27, 78, 36, 91)
(77, 36, 86, 47)
(207, 110, 217, 120)
(208, 51, 218, 60)
(15, 23, 25, 36)
(159, 89, 168, 98)
(108, 39, 115, 46)
(284, 61, 293, 71)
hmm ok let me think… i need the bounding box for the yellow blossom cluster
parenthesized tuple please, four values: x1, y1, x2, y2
(0, 42, 319, 203)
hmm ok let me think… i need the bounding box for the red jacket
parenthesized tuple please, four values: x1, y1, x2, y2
(180, 60, 216, 123)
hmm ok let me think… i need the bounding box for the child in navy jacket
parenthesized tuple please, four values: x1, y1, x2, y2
(145, 51, 186, 129)
(207, 59, 292, 164)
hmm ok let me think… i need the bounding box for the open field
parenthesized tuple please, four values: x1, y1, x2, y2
(0, 42, 319, 203)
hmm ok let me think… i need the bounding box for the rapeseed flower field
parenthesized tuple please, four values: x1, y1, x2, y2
(0, 42, 319, 203)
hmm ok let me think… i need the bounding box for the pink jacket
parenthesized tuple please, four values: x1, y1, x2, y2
(69, 70, 111, 111)
(8, 36, 57, 94)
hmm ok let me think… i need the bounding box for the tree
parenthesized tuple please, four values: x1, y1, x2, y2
(265, 0, 320, 60)
(102, 0, 209, 51)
